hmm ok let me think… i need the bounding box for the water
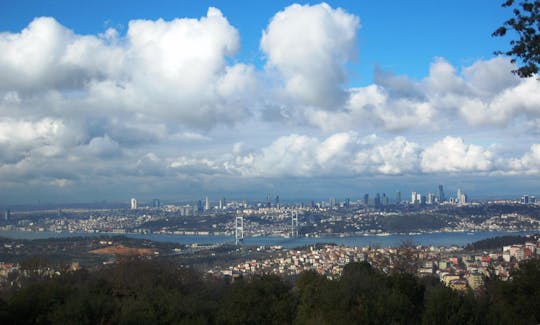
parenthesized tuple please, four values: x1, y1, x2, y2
(0, 230, 536, 248)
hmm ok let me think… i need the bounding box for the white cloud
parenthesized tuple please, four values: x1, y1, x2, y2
(420, 136, 493, 173)
(354, 136, 420, 175)
(0, 17, 123, 92)
(508, 144, 540, 174)
(261, 3, 359, 108)
(304, 57, 540, 133)
(0, 9, 256, 130)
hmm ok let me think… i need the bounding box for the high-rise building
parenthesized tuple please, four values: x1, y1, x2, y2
(382, 193, 389, 206)
(521, 195, 529, 204)
(197, 200, 203, 213)
(4, 209, 9, 221)
(130, 198, 137, 210)
(329, 197, 336, 208)
(152, 199, 160, 208)
(396, 191, 401, 205)
(457, 188, 467, 205)
(219, 197, 226, 210)
(205, 196, 210, 211)
(363, 194, 369, 206)
(374, 193, 381, 208)
(438, 185, 445, 203)
(411, 192, 417, 204)
(427, 193, 435, 205)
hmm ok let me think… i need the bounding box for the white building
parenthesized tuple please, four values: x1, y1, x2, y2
(130, 198, 137, 210)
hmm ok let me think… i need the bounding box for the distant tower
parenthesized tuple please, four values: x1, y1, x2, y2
(197, 200, 203, 213)
(130, 198, 137, 210)
(205, 196, 210, 211)
(329, 197, 336, 208)
(266, 193, 271, 208)
(396, 191, 401, 204)
(235, 215, 244, 245)
(275, 195, 280, 207)
(438, 185, 445, 203)
(152, 199, 160, 208)
(4, 209, 10, 221)
(363, 194, 369, 205)
(411, 192, 417, 204)
(382, 193, 388, 206)
(291, 211, 299, 238)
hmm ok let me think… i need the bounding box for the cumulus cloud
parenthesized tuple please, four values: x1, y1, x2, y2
(420, 136, 493, 173)
(304, 56, 540, 133)
(508, 144, 540, 174)
(354, 136, 420, 174)
(261, 3, 359, 108)
(0, 9, 256, 130)
(231, 133, 498, 177)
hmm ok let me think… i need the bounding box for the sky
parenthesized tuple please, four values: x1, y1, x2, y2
(0, 0, 539, 205)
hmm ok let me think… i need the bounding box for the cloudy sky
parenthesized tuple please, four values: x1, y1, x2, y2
(0, 0, 538, 204)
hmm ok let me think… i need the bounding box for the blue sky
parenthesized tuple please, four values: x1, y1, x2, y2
(0, 1, 538, 205)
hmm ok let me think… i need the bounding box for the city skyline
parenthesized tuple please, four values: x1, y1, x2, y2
(1, 1, 540, 204)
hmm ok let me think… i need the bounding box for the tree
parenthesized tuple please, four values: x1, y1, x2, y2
(493, 0, 540, 77)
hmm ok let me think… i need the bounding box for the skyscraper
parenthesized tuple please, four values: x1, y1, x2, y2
(457, 189, 467, 205)
(152, 199, 160, 208)
(374, 193, 381, 208)
(438, 185, 445, 203)
(197, 200, 203, 213)
(219, 197, 225, 210)
(363, 194, 369, 205)
(411, 192, 417, 204)
(130, 198, 137, 210)
(205, 196, 210, 211)
(396, 191, 401, 205)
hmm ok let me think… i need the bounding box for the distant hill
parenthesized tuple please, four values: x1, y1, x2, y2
(464, 235, 536, 251)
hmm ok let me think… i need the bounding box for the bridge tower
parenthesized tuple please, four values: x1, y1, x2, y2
(291, 210, 299, 238)
(235, 215, 244, 245)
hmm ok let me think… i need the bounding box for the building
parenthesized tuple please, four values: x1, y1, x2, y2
(152, 199, 160, 208)
(457, 188, 467, 205)
(130, 198, 137, 210)
(427, 193, 435, 205)
(438, 185, 445, 203)
(197, 200, 203, 213)
(411, 192, 417, 205)
(396, 191, 401, 205)
(205, 196, 210, 211)
(4, 209, 9, 221)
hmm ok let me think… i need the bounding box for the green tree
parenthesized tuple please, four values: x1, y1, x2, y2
(218, 274, 296, 325)
(487, 259, 540, 324)
(493, 0, 540, 77)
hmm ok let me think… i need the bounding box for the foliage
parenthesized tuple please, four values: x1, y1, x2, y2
(464, 235, 529, 251)
(0, 259, 540, 324)
(493, 0, 540, 77)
